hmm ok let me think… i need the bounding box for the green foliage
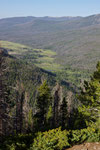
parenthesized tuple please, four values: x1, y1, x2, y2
(37, 81, 51, 106)
(78, 61, 100, 126)
(1, 40, 91, 87)
(1, 127, 100, 150)
(29, 127, 70, 150)
(46, 105, 53, 121)
(1, 40, 61, 72)
(46, 105, 53, 127)
(1, 15, 100, 74)
(6, 57, 56, 102)
(4, 57, 56, 131)
(70, 127, 100, 145)
(29, 127, 100, 150)
(0, 134, 34, 150)
(35, 81, 52, 130)
(28, 109, 33, 126)
(60, 97, 68, 128)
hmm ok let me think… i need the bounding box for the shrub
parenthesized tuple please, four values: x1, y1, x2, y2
(29, 127, 70, 150)
(0, 134, 34, 150)
(70, 127, 100, 145)
(1, 127, 100, 150)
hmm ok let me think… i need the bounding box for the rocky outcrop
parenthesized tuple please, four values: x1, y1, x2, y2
(67, 142, 100, 150)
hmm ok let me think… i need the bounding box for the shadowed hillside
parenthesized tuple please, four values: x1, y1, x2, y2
(0, 14, 100, 150)
(1, 41, 90, 86)
(0, 14, 100, 71)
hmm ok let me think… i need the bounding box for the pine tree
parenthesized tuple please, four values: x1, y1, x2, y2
(35, 81, 51, 130)
(60, 97, 68, 129)
(78, 62, 100, 127)
(46, 105, 53, 129)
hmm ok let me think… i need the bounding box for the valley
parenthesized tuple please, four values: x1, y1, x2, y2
(1, 40, 90, 87)
(0, 13, 100, 150)
(0, 15, 100, 72)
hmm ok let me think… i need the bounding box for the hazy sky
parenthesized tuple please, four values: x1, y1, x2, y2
(0, 0, 100, 18)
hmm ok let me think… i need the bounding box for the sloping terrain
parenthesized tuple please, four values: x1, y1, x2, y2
(1, 40, 88, 86)
(1, 40, 61, 72)
(0, 15, 100, 71)
(3, 49, 57, 107)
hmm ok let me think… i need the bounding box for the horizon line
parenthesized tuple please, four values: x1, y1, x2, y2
(0, 13, 100, 20)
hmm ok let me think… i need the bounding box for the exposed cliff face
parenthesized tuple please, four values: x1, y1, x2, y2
(67, 142, 100, 150)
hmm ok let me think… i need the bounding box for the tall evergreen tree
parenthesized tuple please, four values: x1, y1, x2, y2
(60, 97, 68, 129)
(35, 81, 51, 130)
(78, 62, 100, 127)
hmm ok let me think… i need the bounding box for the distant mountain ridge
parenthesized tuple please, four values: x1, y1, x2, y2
(0, 15, 82, 22)
(0, 14, 100, 71)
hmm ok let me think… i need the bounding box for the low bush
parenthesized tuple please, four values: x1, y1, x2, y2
(29, 127, 70, 150)
(0, 127, 100, 150)
(70, 127, 100, 145)
(0, 134, 34, 150)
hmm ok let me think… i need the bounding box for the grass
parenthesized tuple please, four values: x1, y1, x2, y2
(1, 16, 100, 73)
(1, 40, 91, 86)
(1, 40, 62, 72)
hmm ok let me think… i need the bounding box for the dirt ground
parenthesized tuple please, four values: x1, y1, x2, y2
(67, 142, 100, 150)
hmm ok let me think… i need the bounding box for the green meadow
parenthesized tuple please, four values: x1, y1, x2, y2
(1, 40, 62, 72)
(1, 40, 90, 85)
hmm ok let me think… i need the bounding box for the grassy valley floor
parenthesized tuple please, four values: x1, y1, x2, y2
(1, 40, 91, 87)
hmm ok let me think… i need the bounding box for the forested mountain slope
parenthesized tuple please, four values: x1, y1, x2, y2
(4, 49, 56, 103)
(1, 47, 76, 135)
(1, 40, 88, 86)
(0, 14, 100, 71)
(0, 15, 100, 150)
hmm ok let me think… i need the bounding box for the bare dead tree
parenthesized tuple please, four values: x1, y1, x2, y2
(53, 83, 63, 127)
(15, 81, 25, 134)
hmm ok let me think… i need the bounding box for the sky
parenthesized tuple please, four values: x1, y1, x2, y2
(0, 0, 100, 19)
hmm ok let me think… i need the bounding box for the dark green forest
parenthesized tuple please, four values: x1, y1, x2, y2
(0, 45, 100, 150)
(0, 14, 100, 150)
